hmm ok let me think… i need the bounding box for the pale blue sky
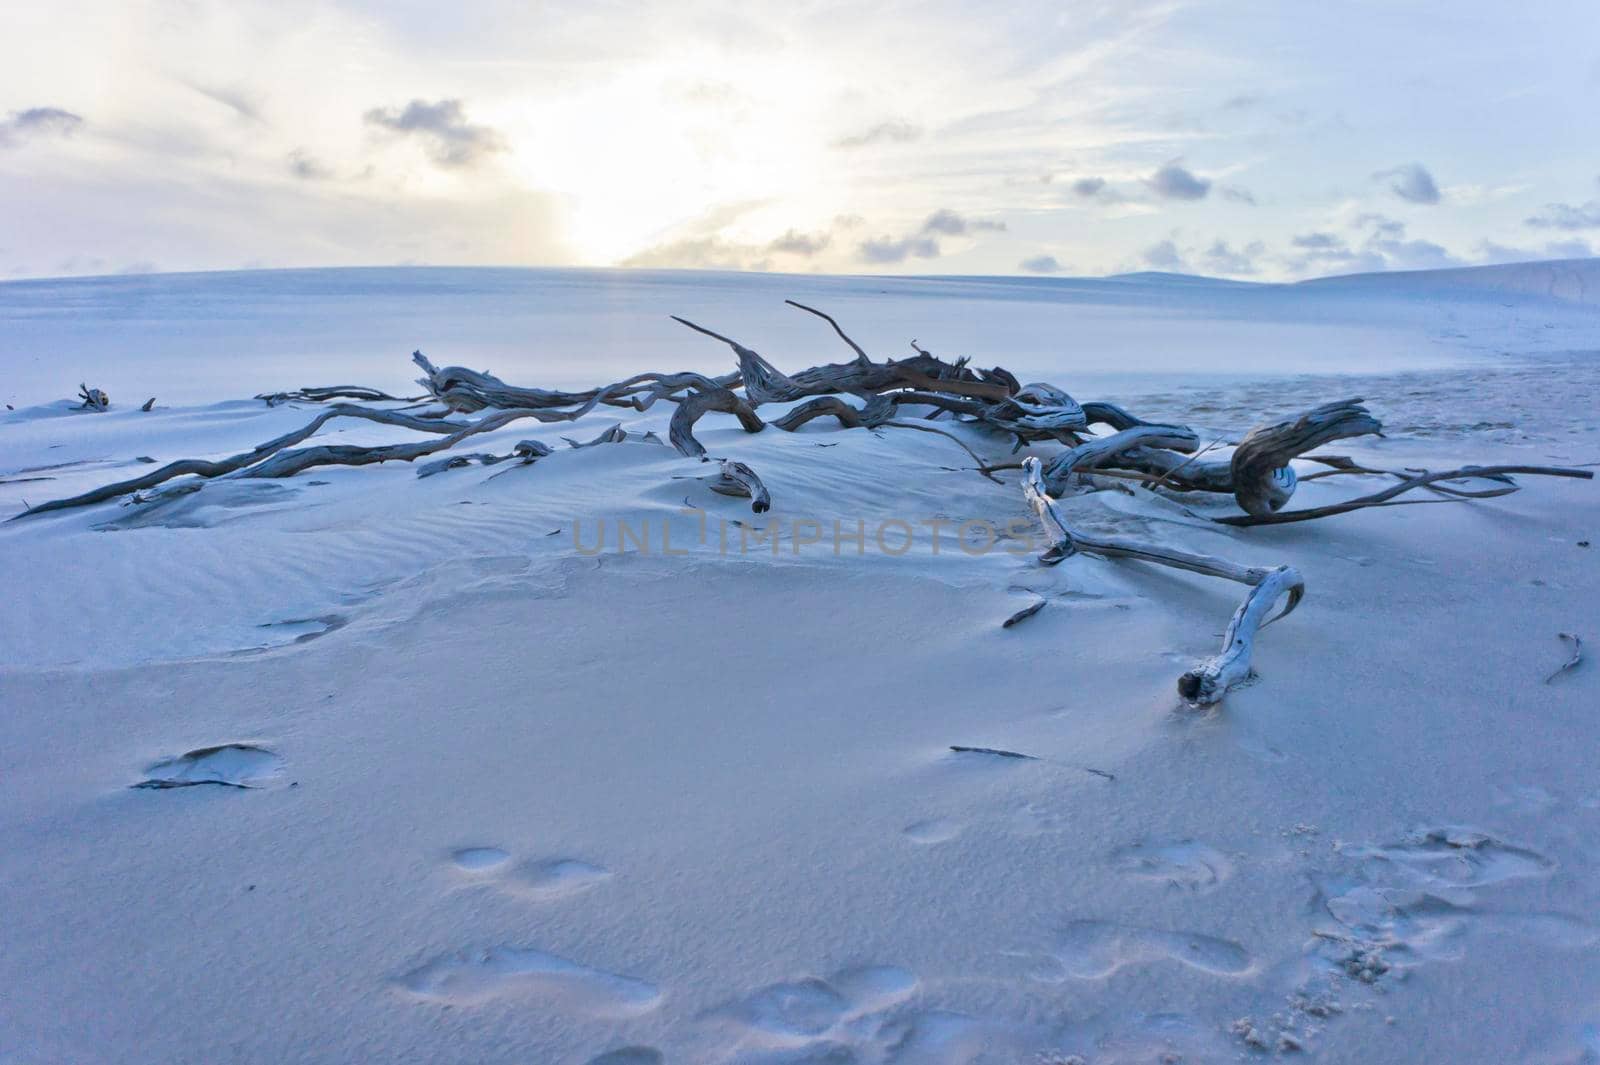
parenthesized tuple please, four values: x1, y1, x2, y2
(1, 0, 1596, 280)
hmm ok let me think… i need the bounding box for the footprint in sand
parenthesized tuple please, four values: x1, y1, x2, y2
(450, 847, 511, 872)
(584, 1048, 664, 1065)
(1052, 920, 1253, 978)
(399, 946, 660, 1016)
(902, 818, 962, 845)
(718, 965, 918, 1040)
(444, 848, 610, 898)
(503, 858, 613, 899)
(1111, 840, 1234, 892)
(134, 744, 285, 789)
(1344, 827, 1553, 888)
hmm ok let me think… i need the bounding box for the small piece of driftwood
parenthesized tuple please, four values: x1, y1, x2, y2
(1022, 457, 1303, 704)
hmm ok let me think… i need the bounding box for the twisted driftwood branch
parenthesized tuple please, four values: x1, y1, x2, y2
(256, 386, 422, 406)
(709, 460, 771, 512)
(1213, 464, 1593, 526)
(1021, 457, 1303, 704)
(1228, 399, 1381, 515)
(1041, 424, 1200, 494)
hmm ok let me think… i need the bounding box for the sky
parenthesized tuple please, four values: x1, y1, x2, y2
(0, 0, 1597, 282)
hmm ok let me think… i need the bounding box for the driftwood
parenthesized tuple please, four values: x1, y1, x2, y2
(708, 460, 771, 513)
(141, 397, 156, 412)
(1021, 457, 1303, 704)
(1213, 464, 1592, 526)
(77, 384, 109, 411)
(256, 386, 419, 406)
(1041, 424, 1199, 494)
(1228, 399, 1380, 515)
(1546, 633, 1583, 684)
(15, 304, 1593, 713)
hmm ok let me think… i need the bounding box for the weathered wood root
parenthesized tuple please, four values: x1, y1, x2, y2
(1229, 399, 1380, 515)
(1021, 457, 1303, 704)
(77, 384, 109, 411)
(14, 403, 599, 518)
(256, 386, 421, 406)
(1213, 464, 1593, 526)
(668, 387, 765, 459)
(709, 460, 771, 512)
(1546, 632, 1583, 684)
(1041, 424, 1200, 494)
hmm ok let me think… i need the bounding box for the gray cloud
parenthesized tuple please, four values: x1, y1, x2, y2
(1140, 239, 1186, 271)
(858, 235, 941, 264)
(1373, 163, 1440, 204)
(363, 99, 505, 168)
(1477, 237, 1595, 263)
(920, 209, 1005, 236)
(0, 107, 84, 148)
(1524, 200, 1600, 230)
(1220, 184, 1257, 205)
(1352, 212, 1405, 238)
(1019, 254, 1062, 273)
(1071, 177, 1107, 197)
(185, 82, 263, 123)
(287, 149, 333, 181)
(1292, 232, 1343, 249)
(834, 120, 921, 149)
(766, 229, 831, 256)
(1147, 162, 1210, 201)
(1202, 239, 1263, 276)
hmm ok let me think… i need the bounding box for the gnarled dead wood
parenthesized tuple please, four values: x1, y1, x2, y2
(1081, 401, 1152, 431)
(668, 387, 765, 459)
(1229, 399, 1381, 515)
(770, 394, 895, 432)
(1213, 464, 1593, 526)
(1041, 424, 1200, 494)
(1021, 457, 1303, 704)
(978, 383, 1087, 445)
(670, 315, 1009, 404)
(77, 384, 109, 411)
(709, 460, 771, 512)
(256, 386, 421, 406)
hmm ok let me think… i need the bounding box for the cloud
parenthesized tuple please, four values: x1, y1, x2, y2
(1524, 200, 1600, 230)
(1067, 176, 1124, 204)
(0, 107, 84, 148)
(766, 229, 831, 256)
(620, 237, 769, 271)
(1220, 185, 1257, 205)
(1373, 163, 1441, 204)
(1019, 255, 1062, 273)
(184, 82, 263, 123)
(287, 149, 333, 181)
(920, 209, 1005, 236)
(363, 99, 505, 168)
(834, 120, 921, 149)
(1202, 239, 1263, 276)
(858, 235, 941, 264)
(1140, 239, 1186, 271)
(1355, 216, 1460, 269)
(1292, 232, 1343, 250)
(1222, 93, 1261, 110)
(1352, 212, 1405, 238)
(1147, 161, 1210, 201)
(1476, 237, 1595, 263)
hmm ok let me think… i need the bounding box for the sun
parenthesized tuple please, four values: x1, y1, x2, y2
(501, 51, 839, 264)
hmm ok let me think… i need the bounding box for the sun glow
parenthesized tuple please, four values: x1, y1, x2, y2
(503, 51, 840, 264)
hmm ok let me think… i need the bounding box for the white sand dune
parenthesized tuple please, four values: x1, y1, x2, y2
(1, 263, 1597, 1064)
